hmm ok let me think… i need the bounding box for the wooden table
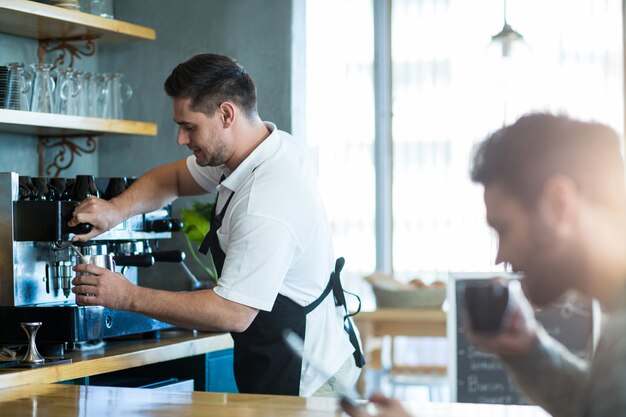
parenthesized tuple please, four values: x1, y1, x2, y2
(353, 308, 447, 394)
(0, 329, 232, 389)
(0, 383, 550, 416)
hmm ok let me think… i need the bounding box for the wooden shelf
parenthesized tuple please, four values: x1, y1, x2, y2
(0, 0, 156, 43)
(0, 109, 157, 137)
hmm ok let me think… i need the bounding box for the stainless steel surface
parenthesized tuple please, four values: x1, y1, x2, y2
(80, 254, 115, 271)
(79, 243, 108, 256)
(0, 172, 18, 306)
(114, 240, 145, 255)
(20, 322, 45, 364)
(54, 260, 73, 297)
(0, 172, 179, 343)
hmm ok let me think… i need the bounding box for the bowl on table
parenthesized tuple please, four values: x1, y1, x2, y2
(365, 273, 446, 309)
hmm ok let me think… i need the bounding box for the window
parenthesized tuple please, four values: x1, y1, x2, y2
(306, 0, 376, 278)
(306, 0, 623, 284)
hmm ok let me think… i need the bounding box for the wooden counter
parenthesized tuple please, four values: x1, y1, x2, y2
(0, 383, 550, 416)
(0, 330, 232, 390)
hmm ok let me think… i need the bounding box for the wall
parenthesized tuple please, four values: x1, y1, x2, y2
(98, 0, 295, 178)
(97, 0, 298, 289)
(0, 33, 99, 177)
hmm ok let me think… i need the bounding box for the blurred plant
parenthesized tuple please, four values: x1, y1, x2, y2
(180, 201, 218, 284)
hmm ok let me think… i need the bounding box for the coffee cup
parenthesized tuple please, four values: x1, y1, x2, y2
(464, 279, 510, 333)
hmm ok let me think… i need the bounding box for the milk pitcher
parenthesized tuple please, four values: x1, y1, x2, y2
(30, 63, 56, 113)
(54, 67, 82, 116)
(102, 73, 132, 120)
(5, 62, 32, 111)
(78, 72, 105, 117)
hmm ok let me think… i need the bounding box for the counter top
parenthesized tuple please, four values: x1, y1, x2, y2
(0, 330, 232, 389)
(0, 383, 550, 417)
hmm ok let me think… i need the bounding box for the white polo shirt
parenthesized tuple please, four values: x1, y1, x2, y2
(186, 122, 357, 396)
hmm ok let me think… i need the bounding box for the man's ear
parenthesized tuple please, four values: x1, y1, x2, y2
(538, 175, 580, 237)
(218, 102, 236, 128)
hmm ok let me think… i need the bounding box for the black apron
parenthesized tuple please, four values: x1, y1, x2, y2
(199, 187, 365, 395)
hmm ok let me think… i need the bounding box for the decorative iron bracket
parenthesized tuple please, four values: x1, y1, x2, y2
(38, 136, 98, 177)
(38, 36, 98, 68)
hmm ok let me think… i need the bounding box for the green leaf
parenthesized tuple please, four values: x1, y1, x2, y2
(181, 206, 212, 245)
(179, 201, 219, 284)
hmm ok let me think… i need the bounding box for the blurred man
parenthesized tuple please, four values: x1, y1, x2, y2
(344, 113, 626, 417)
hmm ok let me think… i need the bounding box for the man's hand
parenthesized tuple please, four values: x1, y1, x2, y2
(72, 264, 135, 310)
(466, 281, 538, 360)
(69, 196, 126, 242)
(341, 393, 412, 417)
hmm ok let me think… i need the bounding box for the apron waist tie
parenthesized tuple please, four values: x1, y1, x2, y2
(304, 257, 366, 368)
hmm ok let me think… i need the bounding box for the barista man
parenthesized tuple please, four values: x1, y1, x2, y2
(70, 53, 364, 396)
(343, 114, 626, 417)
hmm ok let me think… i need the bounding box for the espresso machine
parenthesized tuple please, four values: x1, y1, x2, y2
(0, 171, 187, 349)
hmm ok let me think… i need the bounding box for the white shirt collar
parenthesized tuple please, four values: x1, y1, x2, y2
(220, 122, 280, 193)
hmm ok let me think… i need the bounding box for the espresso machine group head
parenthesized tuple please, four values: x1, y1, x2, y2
(0, 172, 186, 348)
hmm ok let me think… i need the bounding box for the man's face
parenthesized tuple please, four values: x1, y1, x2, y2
(484, 183, 580, 306)
(173, 97, 230, 167)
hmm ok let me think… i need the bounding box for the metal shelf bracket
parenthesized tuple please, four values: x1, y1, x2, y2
(38, 36, 98, 68)
(37, 135, 98, 177)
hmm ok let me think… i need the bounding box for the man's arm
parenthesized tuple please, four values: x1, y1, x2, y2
(72, 263, 258, 332)
(468, 287, 589, 417)
(503, 327, 588, 417)
(70, 159, 206, 241)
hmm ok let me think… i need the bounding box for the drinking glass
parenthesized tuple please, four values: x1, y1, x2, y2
(85, 0, 114, 18)
(30, 63, 56, 113)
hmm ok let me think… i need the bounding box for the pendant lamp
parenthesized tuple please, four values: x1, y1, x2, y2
(491, 0, 525, 58)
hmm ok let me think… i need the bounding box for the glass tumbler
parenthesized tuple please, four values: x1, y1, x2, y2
(30, 63, 56, 113)
(86, 0, 114, 18)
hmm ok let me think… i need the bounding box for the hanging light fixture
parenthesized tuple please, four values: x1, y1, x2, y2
(491, 0, 525, 58)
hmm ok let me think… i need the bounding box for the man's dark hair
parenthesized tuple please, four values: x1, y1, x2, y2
(470, 113, 625, 207)
(164, 53, 257, 118)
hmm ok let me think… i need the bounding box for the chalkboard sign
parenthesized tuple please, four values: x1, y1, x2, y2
(449, 276, 594, 404)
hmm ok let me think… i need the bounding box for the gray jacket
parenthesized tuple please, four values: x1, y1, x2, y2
(504, 297, 626, 417)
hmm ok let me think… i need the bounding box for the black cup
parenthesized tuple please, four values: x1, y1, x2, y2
(48, 177, 67, 201)
(32, 177, 52, 201)
(103, 177, 128, 200)
(63, 178, 75, 200)
(18, 176, 37, 201)
(464, 280, 510, 333)
(71, 175, 100, 201)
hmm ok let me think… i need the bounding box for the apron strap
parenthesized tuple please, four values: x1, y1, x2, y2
(199, 190, 235, 261)
(304, 257, 366, 368)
